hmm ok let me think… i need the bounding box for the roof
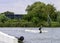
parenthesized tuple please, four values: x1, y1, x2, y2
(5, 14, 24, 19)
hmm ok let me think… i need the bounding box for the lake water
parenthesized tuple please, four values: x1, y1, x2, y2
(0, 27, 60, 43)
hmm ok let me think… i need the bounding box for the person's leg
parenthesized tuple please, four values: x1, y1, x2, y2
(40, 30, 42, 33)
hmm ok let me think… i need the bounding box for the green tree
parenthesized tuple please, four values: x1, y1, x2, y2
(24, 1, 57, 26)
(57, 11, 60, 23)
(0, 14, 9, 23)
(1, 11, 14, 15)
(26, 2, 47, 21)
(46, 4, 57, 21)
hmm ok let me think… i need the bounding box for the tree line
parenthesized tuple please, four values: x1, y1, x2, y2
(0, 1, 60, 27)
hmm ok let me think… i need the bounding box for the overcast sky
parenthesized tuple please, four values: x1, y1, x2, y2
(0, 0, 60, 14)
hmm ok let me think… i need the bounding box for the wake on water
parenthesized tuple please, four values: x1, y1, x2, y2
(25, 29, 48, 33)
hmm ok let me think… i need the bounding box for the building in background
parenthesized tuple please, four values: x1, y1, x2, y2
(5, 14, 24, 19)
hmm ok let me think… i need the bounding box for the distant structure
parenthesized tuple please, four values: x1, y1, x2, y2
(1, 11, 25, 19)
(5, 14, 24, 19)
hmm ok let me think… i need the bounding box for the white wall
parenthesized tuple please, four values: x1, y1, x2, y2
(0, 31, 18, 43)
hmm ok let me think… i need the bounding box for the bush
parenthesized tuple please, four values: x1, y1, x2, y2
(37, 21, 49, 27)
(0, 22, 4, 27)
(18, 22, 35, 27)
(51, 22, 60, 27)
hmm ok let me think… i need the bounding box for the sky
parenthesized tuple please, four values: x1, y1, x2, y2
(0, 0, 60, 14)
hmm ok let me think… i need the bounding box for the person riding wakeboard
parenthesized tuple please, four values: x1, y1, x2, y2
(39, 24, 42, 33)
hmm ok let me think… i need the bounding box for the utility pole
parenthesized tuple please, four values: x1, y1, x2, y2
(47, 14, 51, 27)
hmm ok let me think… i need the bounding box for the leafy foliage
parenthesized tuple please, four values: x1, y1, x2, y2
(0, 1, 60, 27)
(0, 14, 9, 23)
(25, 2, 57, 21)
(1, 11, 14, 15)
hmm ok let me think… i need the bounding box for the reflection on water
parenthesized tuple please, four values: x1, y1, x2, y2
(0, 27, 60, 43)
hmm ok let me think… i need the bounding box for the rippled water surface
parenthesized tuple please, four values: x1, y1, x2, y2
(0, 27, 60, 43)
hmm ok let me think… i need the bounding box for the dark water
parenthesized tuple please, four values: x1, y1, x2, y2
(0, 27, 60, 43)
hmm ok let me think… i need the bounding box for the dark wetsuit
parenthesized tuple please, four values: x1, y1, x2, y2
(39, 26, 42, 33)
(39, 27, 42, 30)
